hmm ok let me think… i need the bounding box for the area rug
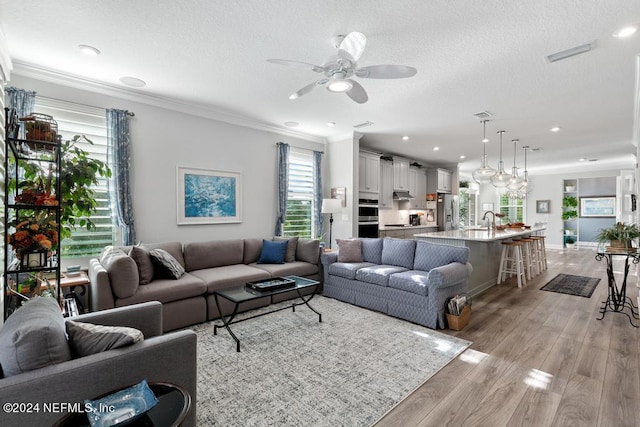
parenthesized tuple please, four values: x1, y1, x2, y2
(540, 273, 601, 297)
(190, 296, 471, 426)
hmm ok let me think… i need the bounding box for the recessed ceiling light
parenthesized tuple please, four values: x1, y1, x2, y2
(459, 155, 466, 159)
(284, 121, 299, 127)
(119, 76, 146, 87)
(579, 158, 586, 161)
(613, 25, 638, 38)
(78, 44, 100, 56)
(433, 146, 440, 151)
(326, 122, 336, 127)
(550, 126, 561, 132)
(402, 136, 409, 141)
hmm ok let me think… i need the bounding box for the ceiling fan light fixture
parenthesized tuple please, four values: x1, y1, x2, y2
(326, 79, 353, 93)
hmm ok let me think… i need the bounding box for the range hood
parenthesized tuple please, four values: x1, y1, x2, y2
(393, 191, 414, 200)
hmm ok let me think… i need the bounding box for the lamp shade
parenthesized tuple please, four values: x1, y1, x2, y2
(321, 198, 342, 213)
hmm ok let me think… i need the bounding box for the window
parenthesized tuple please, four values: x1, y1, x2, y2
(34, 98, 115, 258)
(283, 149, 315, 238)
(499, 193, 524, 223)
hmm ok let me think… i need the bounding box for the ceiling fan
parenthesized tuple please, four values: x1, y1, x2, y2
(267, 32, 417, 104)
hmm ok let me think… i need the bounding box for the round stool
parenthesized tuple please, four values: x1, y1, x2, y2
(529, 236, 547, 271)
(520, 237, 539, 279)
(498, 241, 527, 288)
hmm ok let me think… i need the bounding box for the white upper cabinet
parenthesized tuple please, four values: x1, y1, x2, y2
(409, 167, 428, 209)
(393, 157, 410, 191)
(380, 160, 394, 209)
(427, 168, 452, 193)
(359, 152, 380, 194)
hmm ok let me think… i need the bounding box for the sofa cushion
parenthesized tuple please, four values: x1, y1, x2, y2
(381, 238, 416, 269)
(413, 241, 470, 272)
(66, 320, 143, 357)
(0, 297, 71, 377)
(361, 238, 383, 264)
(273, 236, 299, 262)
(183, 239, 244, 271)
(388, 270, 430, 296)
(101, 246, 139, 299)
(328, 262, 375, 280)
(243, 238, 263, 264)
(296, 238, 320, 264)
(128, 245, 154, 285)
(355, 265, 409, 287)
(150, 248, 186, 279)
(190, 264, 270, 293)
(257, 239, 288, 264)
(251, 261, 319, 277)
(146, 242, 185, 269)
(337, 239, 363, 262)
(116, 272, 207, 306)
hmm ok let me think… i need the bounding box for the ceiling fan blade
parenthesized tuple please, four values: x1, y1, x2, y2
(339, 32, 366, 61)
(289, 79, 328, 99)
(356, 64, 417, 79)
(267, 58, 323, 73)
(346, 80, 368, 104)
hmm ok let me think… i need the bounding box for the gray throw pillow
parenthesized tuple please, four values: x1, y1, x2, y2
(101, 246, 140, 298)
(128, 245, 154, 285)
(296, 238, 320, 264)
(149, 248, 185, 279)
(273, 236, 299, 262)
(66, 321, 143, 357)
(337, 239, 364, 262)
(0, 297, 71, 377)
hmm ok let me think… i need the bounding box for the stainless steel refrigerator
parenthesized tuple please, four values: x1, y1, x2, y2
(437, 194, 459, 231)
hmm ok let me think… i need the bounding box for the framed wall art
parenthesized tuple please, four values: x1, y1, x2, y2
(331, 187, 347, 207)
(177, 166, 242, 225)
(536, 200, 550, 214)
(580, 196, 615, 217)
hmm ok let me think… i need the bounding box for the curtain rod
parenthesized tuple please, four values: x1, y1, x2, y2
(37, 95, 135, 117)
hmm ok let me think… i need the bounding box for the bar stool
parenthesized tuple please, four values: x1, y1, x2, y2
(529, 236, 547, 271)
(519, 237, 539, 279)
(498, 240, 527, 288)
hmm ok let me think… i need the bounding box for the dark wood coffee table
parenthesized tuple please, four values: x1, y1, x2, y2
(213, 275, 321, 351)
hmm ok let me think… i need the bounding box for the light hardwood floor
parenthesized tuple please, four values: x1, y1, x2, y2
(375, 247, 640, 427)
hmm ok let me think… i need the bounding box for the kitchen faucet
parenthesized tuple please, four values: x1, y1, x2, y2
(482, 210, 496, 232)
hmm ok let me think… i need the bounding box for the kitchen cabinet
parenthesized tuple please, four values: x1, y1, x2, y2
(409, 167, 428, 209)
(359, 152, 380, 194)
(393, 157, 410, 191)
(379, 160, 394, 209)
(427, 168, 452, 193)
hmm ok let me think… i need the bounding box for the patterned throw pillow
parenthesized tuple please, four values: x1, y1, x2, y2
(337, 239, 363, 263)
(149, 248, 185, 279)
(66, 321, 144, 357)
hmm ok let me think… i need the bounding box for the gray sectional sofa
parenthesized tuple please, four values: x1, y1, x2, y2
(88, 237, 321, 332)
(321, 237, 472, 329)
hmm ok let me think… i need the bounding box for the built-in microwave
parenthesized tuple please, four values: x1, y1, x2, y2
(358, 198, 379, 222)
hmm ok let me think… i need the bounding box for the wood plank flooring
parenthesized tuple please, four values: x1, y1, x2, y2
(375, 247, 640, 427)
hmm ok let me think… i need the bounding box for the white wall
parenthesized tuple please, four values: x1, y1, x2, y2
(9, 75, 325, 245)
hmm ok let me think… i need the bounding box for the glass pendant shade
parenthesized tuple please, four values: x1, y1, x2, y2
(472, 120, 497, 184)
(491, 130, 509, 188)
(507, 139, 524, 191)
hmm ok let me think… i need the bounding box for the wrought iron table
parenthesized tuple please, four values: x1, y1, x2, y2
(213, 275, 321, 351)
(595, 249, 639, 327)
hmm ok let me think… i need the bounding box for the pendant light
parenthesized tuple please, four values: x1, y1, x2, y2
(519, 145, 530, 194)
(507, 139, 524, 191)
(472, 120, 497, 184)
(490, 130, 509, 188)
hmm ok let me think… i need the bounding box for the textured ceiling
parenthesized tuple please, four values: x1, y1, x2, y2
(1, 0, 639, 176)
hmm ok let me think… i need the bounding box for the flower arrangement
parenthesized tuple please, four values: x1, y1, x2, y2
(8, 212, 59, 258)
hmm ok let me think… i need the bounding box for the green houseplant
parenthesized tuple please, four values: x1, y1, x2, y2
(13, 135, 111, 240)
(562, 196, 578, 220)
(596, 222, 640, 249)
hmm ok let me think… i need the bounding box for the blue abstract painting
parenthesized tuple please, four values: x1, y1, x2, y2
(177, 167, 242, 224)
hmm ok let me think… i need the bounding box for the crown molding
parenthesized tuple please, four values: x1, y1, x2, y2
(11, 60, 326, 144)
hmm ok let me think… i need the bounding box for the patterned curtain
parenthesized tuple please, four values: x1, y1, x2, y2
(274, 142, 289, 236)
(106, 109, 136, 245)
(6, 87, 36, 138)
(313, 150, 323, 239)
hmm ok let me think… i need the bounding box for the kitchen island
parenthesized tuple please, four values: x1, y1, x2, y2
(414, 227, 546, 296)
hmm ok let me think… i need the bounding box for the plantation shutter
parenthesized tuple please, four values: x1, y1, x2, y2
(284, 149, 314, 238)
(33, 98, 114, 258)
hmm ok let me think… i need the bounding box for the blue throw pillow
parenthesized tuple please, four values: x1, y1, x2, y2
(257, 239, 288, 264)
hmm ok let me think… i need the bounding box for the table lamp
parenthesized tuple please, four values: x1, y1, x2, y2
(321, 198, 342, 249)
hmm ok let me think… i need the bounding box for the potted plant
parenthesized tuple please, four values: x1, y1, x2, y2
(596, 222, 640, 249)
(562, 196, 578, 221)
(565, 235, 577, 248)
(459, 180, 469, 188)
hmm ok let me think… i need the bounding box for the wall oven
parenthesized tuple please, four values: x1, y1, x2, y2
(358, 198, 379, 238)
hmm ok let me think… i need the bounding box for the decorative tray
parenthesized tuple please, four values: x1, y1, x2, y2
(246, 277, 296, 292)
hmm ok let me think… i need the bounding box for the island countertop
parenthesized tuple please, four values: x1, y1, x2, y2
(413, 227, 546, 242)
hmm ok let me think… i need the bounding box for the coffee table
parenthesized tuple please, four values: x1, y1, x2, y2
(213, 275, 321, 351)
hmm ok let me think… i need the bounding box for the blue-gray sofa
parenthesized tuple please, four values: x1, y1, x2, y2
(321, 237, 472, 329)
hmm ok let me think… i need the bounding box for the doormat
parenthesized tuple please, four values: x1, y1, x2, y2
(540, 273, 600, 298)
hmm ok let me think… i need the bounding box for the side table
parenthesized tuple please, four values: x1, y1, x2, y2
(54, 271, 91, 316)
(595, 249, 640, 327)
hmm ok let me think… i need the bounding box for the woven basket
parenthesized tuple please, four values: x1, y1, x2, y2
(446, 305, 471, 330)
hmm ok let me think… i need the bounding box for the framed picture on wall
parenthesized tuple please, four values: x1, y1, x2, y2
(331, 187, 347, 207)
(580, 196, 616, 217)
(536, 200, 550, 214)
(177, 166, 242, 224)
